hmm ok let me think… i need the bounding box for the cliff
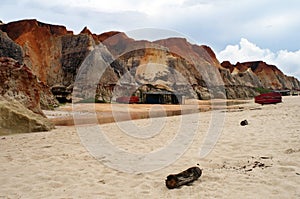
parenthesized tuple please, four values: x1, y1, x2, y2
(221, 61, 300, 90)
(0, 19, 299, 106)
(0, 19, 94, 87)
(0, 30, 23, 63)
(0, 57, 57, 115)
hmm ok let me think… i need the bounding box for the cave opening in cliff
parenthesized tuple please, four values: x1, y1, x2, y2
(141, 91, 183, 104)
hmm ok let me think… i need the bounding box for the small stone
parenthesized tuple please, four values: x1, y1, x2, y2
(240, 120, 248, 126)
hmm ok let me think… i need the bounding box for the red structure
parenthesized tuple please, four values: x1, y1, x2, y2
(116, 96, 139, 104)
(254, 92, 282, 105)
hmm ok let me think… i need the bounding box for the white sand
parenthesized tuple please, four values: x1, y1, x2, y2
(0, 96, 300, 198)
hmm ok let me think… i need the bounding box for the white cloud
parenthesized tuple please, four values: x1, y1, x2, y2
(276, 50, 300, 79)
(217, 38, 300, 80)
(217, 38, 275, 63)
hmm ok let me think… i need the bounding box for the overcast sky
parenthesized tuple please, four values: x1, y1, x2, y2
(1, 0, 300, 79)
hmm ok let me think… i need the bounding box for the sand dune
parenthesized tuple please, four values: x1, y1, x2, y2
(0, 96, 299, 198)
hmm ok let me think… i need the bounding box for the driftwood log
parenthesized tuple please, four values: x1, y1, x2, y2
(165, 166, 202, 189)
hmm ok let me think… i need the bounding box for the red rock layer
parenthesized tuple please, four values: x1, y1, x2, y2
(0, 57, 52, 116)
(221, 61, 300, 90)
(1, 19, 299, 102)
(0, 19, 72, 84)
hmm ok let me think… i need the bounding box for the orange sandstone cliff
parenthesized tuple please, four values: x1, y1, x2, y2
(1, 19, 300, 105)
(221, 61, 300, 90)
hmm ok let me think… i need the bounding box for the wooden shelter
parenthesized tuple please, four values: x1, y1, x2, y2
(273, 90, 290, 96)
(141, 91, 183, 104)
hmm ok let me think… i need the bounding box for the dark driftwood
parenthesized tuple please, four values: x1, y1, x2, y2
(165, 166, 202, 189)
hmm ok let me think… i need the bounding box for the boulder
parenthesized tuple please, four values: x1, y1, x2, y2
(0, 96, 54, 135)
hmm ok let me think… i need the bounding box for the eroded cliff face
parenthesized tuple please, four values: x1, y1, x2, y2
(0, 30, 23, 63)
(97, 33, 226, 99)
(0, 57, 57, 116)
(0, 19, 95, 87)
(72, 44, 119, 102)
(0, 19, 99, 104)
(221, 61, 300, 90)
(219, 67, 262, 98)
(0, 19, 69, 85)
(154, 38, 220, 68)
(1, 19, 299, 104)
(111, 47, 199, 99)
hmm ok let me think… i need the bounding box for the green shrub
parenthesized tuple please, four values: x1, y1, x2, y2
(255, 87, 271, 94)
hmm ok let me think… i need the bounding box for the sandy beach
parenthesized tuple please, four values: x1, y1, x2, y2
(0, 96, 299, 198)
